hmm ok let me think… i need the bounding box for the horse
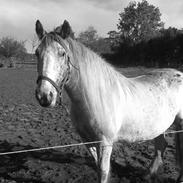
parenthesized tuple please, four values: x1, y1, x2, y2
(35, 19, 183, 183)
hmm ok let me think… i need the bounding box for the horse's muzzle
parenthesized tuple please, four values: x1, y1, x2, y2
(35, 89, 53, 107)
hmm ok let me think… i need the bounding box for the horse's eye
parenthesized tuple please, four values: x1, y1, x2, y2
(35, 49, 39, 57)
(61, 52, 66, 57)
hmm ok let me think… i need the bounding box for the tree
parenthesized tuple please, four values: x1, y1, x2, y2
(160, 27, 182, 39)
(77, 26, 98, 50)
(30, 34, 39, 53)
(77, 26, 112, 54)
(118, 0, 164, 44)
(0, 37, 26, 58)
(107, 30, 121, 51)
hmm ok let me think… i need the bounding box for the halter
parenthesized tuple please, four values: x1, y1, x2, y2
(36, 56, 71, 105)
(36, 33, 74, 105)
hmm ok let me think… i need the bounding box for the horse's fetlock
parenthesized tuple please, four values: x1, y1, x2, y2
(101, 170, 108, 181)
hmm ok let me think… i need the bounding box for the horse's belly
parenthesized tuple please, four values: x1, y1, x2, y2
(118, 112, 176, 142)
(117, 90, 180, 142)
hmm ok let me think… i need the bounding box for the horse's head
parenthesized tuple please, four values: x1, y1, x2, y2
(35, 20, 72, 107)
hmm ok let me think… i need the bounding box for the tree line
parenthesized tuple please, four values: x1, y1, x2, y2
(0, 37, 27, 67)
(78, 0, 183, 68)
(108, 27, 183, 67)
(0, 0, 183, 68)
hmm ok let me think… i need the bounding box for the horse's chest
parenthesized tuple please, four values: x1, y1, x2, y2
(71, 104, 102, 140)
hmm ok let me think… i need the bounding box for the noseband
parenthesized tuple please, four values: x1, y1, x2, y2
(37, 75, 60, 93)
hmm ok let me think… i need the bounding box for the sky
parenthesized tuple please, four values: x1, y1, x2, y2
(0, 0, 183, 52)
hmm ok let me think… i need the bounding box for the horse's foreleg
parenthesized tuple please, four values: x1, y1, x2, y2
(149, 134, 167, 175)
(97, 138, 113, 183)
(175, 118, 183, 183)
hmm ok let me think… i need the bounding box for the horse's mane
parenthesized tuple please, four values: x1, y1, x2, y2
(67, 38, 137, 137)
(42, 32, 137, 137)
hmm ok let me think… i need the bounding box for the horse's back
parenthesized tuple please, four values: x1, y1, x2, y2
(132, 68, 183, 89)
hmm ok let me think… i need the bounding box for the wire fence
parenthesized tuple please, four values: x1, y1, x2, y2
(0, 129, 183, 156)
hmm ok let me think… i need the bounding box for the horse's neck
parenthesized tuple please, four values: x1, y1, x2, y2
(80, 50, 128, 115)
(65, 41, 130, 116)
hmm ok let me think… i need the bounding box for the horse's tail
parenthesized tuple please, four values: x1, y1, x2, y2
(175, 116, 183, 167)
(175, 132, 181, 166)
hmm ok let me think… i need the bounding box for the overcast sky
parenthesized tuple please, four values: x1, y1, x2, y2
(0, 0, 183, 52)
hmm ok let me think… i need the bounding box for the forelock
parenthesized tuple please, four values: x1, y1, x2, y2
(40, 32, 69, 52)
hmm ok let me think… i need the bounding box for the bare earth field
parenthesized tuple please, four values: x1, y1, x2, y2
(0, 67, 180, 183)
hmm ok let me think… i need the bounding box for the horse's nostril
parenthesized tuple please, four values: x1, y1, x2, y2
(49, 91, 53, 98)
(41, 93, 52, 107)
(35, 92, 52, 107)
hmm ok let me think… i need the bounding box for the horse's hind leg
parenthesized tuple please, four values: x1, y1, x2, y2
(175, 117, 183, 182)
(148, 134, 167, 176)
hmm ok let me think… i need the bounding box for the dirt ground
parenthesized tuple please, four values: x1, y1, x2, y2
(0, 67, 180, 183)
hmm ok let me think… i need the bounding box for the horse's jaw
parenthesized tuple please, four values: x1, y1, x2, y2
(64, 69, 81, 103)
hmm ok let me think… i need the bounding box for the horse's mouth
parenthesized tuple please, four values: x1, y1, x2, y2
(35, 89, 56, 108)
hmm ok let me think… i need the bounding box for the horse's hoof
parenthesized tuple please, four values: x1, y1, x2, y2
(143, 174, 153, 183)
(143, 172, 161, 183)
(143, 173, 151, 180)
(177, 175, 183, 183)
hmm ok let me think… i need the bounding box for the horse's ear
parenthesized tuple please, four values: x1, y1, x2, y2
(60, 20, 71, 39)
(36, 20, 45, 40)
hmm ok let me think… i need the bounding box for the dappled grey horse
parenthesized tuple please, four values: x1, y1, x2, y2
(35, 20, 183, 183)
